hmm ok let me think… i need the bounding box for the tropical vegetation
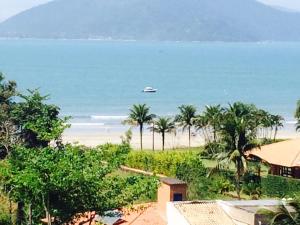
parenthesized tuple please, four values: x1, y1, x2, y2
(2, 72, 300, 225)
(151, 117, 175, 151)
(0, 74, 159, 225)
(123, 104, 155, 150)
(258, 198, 300, 225)
(175, 105, 197, 148)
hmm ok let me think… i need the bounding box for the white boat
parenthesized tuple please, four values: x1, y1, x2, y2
(143, 87, 157, 93)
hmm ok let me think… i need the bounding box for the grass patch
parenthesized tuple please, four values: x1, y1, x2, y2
(136, 146, 205, 152)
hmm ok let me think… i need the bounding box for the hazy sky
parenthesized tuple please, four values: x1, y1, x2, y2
(0, 0, 51, 22)
(1, 0, 300, 22)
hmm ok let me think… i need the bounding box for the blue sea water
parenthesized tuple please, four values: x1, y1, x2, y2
(0, 39, 299, 132)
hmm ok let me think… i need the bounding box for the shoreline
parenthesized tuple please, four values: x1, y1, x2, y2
(62, 128, 300, 150)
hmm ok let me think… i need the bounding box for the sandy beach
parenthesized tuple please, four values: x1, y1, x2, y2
(63, 130, 204, 149)
(62, 128, 300, 150)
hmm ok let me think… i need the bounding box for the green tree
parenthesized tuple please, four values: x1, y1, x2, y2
(12, 89, 69, 148)
(0, 144, 158, 225)
(9, 89, 69, 224)
(214, 102, 260, 199)
(194, 105, 222, 143)
(175, 105, 197, 148)
(0, 73, 18, 158)
(295, 100, 300, 132)
(270, 114, 284, 141)
(151, 117, 175, 151)
(124, 104, 155, 150)
(203, 105, 222, 141)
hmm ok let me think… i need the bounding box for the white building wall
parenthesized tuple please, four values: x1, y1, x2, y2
(166, 202, 190, 225)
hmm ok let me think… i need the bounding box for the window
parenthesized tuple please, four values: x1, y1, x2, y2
(173, 193, 183, 201)
(280, 166, 292, 177)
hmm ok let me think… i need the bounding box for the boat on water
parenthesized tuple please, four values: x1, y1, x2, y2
(143, 87, 157, 93)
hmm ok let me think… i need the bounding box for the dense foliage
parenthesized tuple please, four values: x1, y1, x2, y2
(124, 150, 236, 199)
(0, 144, 159, 225)
(0, 75, 159, 225)
(0, 73, 18, 158)
(261, 175, 300, 198)
(12, 90, 70, 148)
(193, 102, 284, 199)
(125, 150, 201, 177)
(0, 74, 69, 159)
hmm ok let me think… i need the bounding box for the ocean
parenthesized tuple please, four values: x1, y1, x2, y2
(0, 39, 299, 133)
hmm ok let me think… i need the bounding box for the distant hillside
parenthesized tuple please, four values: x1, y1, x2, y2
(1, 0, 300, 41)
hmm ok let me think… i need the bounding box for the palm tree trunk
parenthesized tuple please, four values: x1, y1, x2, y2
(162, 132, 165, 151)
(188, 126, 191, 148)
(274, 127, 278, 141)
(140, 124, 143, 150)
(152, 123, 155, 151)
(213, 125, 216, 141)
(236, 161, 241, 200)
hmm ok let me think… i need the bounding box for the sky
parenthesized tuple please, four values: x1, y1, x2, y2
(1, 0, 300, 22)
(0, 0, 51, 22)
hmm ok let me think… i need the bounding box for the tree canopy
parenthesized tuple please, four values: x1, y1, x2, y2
(175, 105, 197, 148)
(12, 89, 69, 148)
(124, 104, 155, 150)
(0, 144, 158, 225)
(0, 73, 18, 158)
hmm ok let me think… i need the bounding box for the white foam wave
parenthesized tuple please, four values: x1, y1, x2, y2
(90, 115, 127, 120)
(70, 123, 105, 126)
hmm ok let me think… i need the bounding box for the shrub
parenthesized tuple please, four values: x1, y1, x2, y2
(97, 143, 131, 166)
(187, 174, 235, 200)
(200, 141, 226, 159)
(125, 151, 204, 178)
(242, 172, 262, 199)
(0, 214, 10, 225)
(261, 175, 300, 198)
(125, 150, 238, 201)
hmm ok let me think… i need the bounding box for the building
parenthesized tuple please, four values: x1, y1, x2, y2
(95, 177, 188, 225)
(249, 139, 300, 178)
(167, 200, 292, 225)
(69, 175, 292, 225)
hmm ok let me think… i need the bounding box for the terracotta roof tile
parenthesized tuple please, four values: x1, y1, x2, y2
(174, 201, 236, 225)
(249, 139, 300, 167)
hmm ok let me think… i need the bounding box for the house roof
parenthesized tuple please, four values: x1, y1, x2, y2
(249, 139, 300, 167)
(160, 177, 187, 185)
(69, 203, 166, 225)
(174, 201, 236, 225)
(119, 203, 167, 225)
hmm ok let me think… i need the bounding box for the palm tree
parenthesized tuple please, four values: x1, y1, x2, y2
(258, 200, 300, 225)
(271, 114, 284, 141)
(175, 105, 197, 148)
(255, 109, 272, 139)
(295, 100, 300, 132)
(151, 117, 175, 151)
(214, 102, 259, 199)
(194, 114, 210, 142)
(202, 105, 222, 142)
(124, 104, 155, 150)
